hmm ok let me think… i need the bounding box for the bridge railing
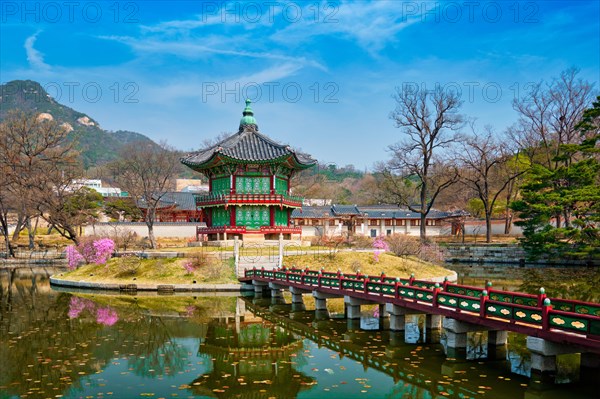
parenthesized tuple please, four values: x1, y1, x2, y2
(549, 297, 600, 317)
(547, 308, 600, 336)
(243, 266, 600, 343)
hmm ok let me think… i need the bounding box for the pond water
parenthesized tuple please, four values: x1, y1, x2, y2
(0, 265, 598, 399)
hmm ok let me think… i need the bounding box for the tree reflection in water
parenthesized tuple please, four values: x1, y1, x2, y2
(0, 269, 597, 399)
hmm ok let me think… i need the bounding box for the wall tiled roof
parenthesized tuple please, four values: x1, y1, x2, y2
(138, 192, 197, 211)
(292, 204, 456, 220)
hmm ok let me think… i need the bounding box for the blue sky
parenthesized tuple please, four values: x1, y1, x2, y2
(1, 0, 599, 169)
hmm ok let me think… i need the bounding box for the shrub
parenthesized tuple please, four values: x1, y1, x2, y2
(184, 253, 231, 281)
(419, 241, 446, 264)
(350, 260, 362, 273)
(385, 234, 420, 257)
(65, 237, 115, 270)
(350, 235, 373, 249)
(114, 255, 140, 277)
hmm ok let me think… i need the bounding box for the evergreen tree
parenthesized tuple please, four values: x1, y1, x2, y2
(511, 97, 600, 260)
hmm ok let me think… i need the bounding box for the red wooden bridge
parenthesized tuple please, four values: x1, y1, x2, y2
(240, 267, 600, 353)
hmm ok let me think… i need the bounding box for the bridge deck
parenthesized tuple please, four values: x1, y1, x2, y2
(240, 267, 600, 353)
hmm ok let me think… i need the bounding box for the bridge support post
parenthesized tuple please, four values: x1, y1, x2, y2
(442, 318, 477, 358)
(581, 353, 600, 382)
(289, 286, 310, 309)
(487, 330, 508, 345)
(252, 281, 268, 295)
(344, 296, 376, 320)
(291, 293, 304, 304)
(486, 330, 508, 360)
(291, 302, 306, 312)
(426, 314, 442, 330)
(526, 337, 583, 377)
(346, 304, 361, 319)
(385, 304, 421, 331)
(315, 298, 327, 311)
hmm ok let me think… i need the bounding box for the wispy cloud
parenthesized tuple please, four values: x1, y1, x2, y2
(140, 62, 305, 105)
(24, 33, 50, 71)
(270, 0, 419, 54)
(98, 35, 326, 70)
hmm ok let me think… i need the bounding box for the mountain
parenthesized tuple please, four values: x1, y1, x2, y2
(0, 80, 159, 168)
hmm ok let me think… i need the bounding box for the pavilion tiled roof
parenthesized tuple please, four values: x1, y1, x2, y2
(181, 127, 316, 167)
(181, 101, 316, 171)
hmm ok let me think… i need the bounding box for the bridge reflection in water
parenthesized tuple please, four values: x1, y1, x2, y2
(249, 295, 521, 399)
(2, 270, 597, 399)
(241, 266, 600, 385)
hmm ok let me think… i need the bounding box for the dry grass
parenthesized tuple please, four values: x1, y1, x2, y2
(283, 252, 452, 279)
(54, 255, 237, 285)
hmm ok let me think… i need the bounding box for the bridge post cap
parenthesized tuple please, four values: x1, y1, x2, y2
(486, 281, 492, 287)
(434, 283, 440, 288)
(381, 271, 385, 275)
(539, 287, 545, 294)
(543, 298, 551, 306)
(444, 276, 448, 281)
(410, 273, 415, 278)
(482, 289, 488, 296)
(395, 277, 400, 282)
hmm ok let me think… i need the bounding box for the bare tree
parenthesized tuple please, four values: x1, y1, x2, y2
(510, 68, 595, 228)
(0, 111, 83, 248)
(381, 86, 464, 240)
(111, 142, 179, 249)
(456, 123, 528, 243)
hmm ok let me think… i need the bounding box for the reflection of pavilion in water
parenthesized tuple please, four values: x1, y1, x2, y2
(191, 309, 315, 399)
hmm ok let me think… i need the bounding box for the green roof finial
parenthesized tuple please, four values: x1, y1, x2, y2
(239, 99, 257, 129)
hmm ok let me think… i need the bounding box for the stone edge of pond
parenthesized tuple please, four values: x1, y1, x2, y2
(429, 270, 458, 283)
(49, 276, 251, 292)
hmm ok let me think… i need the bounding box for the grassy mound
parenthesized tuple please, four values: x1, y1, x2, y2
(54, 255, 237, 285)
(282, 252, 451, 279)
(54, 251, 452, 286)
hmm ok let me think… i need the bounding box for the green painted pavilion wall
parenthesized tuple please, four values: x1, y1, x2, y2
(236, 206, 269, 229)
(235, 176, 270, 194)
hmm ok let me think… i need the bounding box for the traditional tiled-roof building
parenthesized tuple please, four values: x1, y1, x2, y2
(181, 100, 316, 242)
(292, 204, 458, 237)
